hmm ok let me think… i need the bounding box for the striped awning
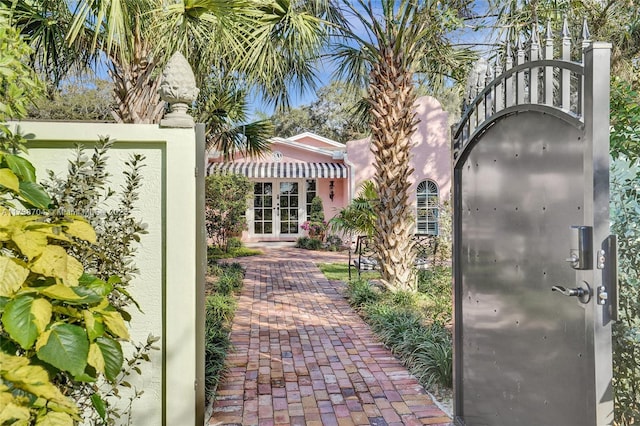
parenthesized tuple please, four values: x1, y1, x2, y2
(208, 162, 348, 179)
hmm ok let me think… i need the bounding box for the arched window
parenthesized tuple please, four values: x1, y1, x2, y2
(416, 180, 439, 235)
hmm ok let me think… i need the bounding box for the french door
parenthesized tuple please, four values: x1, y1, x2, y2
(253, 180, 302, 238)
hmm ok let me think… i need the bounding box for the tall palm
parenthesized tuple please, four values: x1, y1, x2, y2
(194, 72, 273, 159)
(8, 0, 340, 154)
(332, 0, 472, 292)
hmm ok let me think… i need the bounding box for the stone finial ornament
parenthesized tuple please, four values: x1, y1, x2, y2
(159, 51, 199, 128)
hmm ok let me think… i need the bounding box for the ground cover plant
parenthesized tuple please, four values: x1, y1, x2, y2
(204, 261, 244, 404)
(341, 266, 453, 400)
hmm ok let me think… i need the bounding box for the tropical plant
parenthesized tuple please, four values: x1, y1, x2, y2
(329, 180, 377, 238)
(330, 0, 472, 292)
(0, 122, 130, 426)
(5, 0, 343, 157)
(205, 172, 253, 252)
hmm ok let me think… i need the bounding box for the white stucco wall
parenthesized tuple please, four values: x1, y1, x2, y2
(11, 121, 203, 426)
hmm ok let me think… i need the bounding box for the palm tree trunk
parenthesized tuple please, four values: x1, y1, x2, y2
(107, 20, 164, 124)
(368, 44, 419, 292)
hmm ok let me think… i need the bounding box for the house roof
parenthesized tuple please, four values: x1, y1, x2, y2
(209, 132, 345, 160)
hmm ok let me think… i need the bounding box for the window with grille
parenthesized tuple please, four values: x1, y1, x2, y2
(416, 179, 439, 235)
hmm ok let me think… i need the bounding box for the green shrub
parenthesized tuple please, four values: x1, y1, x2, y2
(206, 173, 252, 252)
(390, 290, 418, 308)
(344, 282, 453, 392)
(344, 279, 381, 309)
(206, 294, 238, 327)
(409, 329, 453, 388)
(418, 266, 453, 325)
(204, 294, 234, 403)
(324, 234, 344, 251)
(204, 263, 244, 404)
(295, 236, 323, 250)
(610, 156, 640, 425)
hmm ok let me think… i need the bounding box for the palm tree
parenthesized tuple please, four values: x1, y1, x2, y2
(331, 0, 472, 292)
(5, 0, 341, 155)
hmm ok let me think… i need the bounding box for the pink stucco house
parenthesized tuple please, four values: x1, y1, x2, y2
(208, 95, 450, 242)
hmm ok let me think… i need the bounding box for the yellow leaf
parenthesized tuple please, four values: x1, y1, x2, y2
(30, 246, 84, 286)
(40, 284, 83, 302)
(101, 310, 130, 340)
(0, 256, 29, 297)
(0, 206, 11, 226)
(63, 217, 96, 243)
(0, 168, 20, 192)
(83, 310, 104, 341)
(35, 411, 75, 426)
(87, 343, 105, 374)
(32, 298, 52, 334)
(35, 329, 51, 352)
(12, 227, 49, 260)
(0, 403, 30, 424)
(0, 353, 77, 413)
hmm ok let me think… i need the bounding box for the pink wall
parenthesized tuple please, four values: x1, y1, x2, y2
(346, 95, 451, 202)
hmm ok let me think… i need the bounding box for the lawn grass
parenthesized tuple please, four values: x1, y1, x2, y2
(317, 262, 380, 282)
(207, 246, 262, 259)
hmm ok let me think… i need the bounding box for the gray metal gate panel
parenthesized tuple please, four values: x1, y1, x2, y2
(452, 22, 614, 426)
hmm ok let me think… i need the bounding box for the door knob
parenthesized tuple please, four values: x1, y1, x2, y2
(552, 285, 586, 297)
(551, 281, 591, 304)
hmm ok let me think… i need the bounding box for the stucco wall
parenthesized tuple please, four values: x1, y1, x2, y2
(12, 121, 204, 426)
(346, 95, 451, 201)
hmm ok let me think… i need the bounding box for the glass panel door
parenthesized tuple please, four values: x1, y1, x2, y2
(279, 182, 299, 234)
(253, 180, 301, 237)
(253, 182, 273, 235)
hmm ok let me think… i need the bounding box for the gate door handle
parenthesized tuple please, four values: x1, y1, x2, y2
(552, 286, 585, 297)
(551, 282, 591, 304)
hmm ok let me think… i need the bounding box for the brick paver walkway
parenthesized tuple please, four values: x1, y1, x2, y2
(208, 247, 452, 426)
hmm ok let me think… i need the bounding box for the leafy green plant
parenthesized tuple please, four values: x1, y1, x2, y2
(301, 196, 327, 240)
(207, 245, 262, 260)
(329, 180, 377, 238)
(295, 236, 323, 250)
(205, 173, 252, 252)
(418, 266, 453, 325)
(323, 234, 344, 251)
(43, 139, 149, 304)
(204, 262, 244, 404)
(0, 153, 129, 424)
(610, 156, 640, 425)
(344, 279, 381, 309)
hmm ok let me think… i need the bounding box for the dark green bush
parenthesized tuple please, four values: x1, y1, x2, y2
(324, 234, 344, 251)
(295, 236, 323, 250)
(344, 279, 381, 309)
(204, 263, 244, 404)
(418, 266, 453, 325)
(344, 276, 454, 391)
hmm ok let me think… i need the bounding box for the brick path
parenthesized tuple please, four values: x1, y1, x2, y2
(208, 247, 452, 426)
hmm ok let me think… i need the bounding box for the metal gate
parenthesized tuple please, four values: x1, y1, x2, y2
(452, 21, 616, 426)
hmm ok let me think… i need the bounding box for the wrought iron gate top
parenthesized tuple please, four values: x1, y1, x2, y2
(453, 17, 598, 167)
